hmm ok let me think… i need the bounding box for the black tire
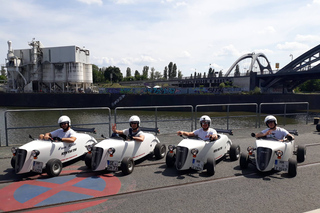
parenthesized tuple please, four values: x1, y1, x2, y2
(11, 156, 16, 169)
(154, 143, 166, 159)
(297, 145, 306, 163)
(46, 158, 62, 177)
(121, 157, 134, 175)
(288, 158, 297, 177)
(229, 144, 240, 161)
(316, 124, 320, 132)
(85, 153, 92, 169)
(239, 152, 249, 169)
(165, 151, 176, 167)
(206, 157, 216, 176)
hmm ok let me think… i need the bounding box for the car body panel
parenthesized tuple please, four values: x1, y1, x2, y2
(14, 133, 97, 174)
(91, 133, 160, 171)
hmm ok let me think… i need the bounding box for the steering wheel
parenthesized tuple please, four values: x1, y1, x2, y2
(52, 137, 62, 142)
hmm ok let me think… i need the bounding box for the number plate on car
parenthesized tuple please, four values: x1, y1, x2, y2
(274, 160, 288, 172)
(192, 159, 204, 171)
(107, 160, 120, 171)
(32, 161, 43, 173)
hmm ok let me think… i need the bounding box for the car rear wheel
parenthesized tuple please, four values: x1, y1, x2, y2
(229, 144, 240, 161)
(240, 152, 249, 169)
(11, 156, 16, 169)
(206, 157, 215, 176)
(46, 159, 62, 177)
(154, 143, 166, 159)
(297, 145, 306, 163)
(85, 153, 92, 169)
(288, 158, 297, 177)
(121, 157, 134, 175)
(165, 151, 176, 167)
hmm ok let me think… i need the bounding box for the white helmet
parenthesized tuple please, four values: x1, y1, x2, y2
(199, 115, 211, 127)
(58, 115, 71, 125)
(129, 115, 140, 126)
(264, 115, 277, 127)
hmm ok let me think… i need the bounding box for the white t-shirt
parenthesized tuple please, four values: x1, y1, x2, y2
(50, 128, 77, 139)
(261, 127, 289, 140)
(123, 128, 144, 137)
(193, 128, 217, 140)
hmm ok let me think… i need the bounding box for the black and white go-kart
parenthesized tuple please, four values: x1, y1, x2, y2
(85, 127, 166, 175)
(239, 130, 306, 177)
(166, 129, 240, 176)
(11, 127, 97, 177)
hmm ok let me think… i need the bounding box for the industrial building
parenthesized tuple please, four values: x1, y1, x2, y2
(5, 39, 93, 93)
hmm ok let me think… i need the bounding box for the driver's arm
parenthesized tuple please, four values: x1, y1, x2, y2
(255, 130, 271, 138)
(112, 124, 124, 135)
(43, 132, 52, 140)
(132, 134, 145, 142)
(177, 131, 195, 137)
(62, 136, 77, 143)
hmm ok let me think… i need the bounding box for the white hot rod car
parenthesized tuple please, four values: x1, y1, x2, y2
(239, 130, 306, 177)
(85, 127, 166, 175)
(11, 127, 97, 177)
(165, 129, 240, 176)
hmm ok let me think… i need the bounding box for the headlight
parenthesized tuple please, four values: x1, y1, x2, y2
(107, 148, 115, 155)
(11, 147, 17, 155)
(247, 146, 254, 155)
(275, 150, 283, 159)
(168, 145, 175, 153)
(86, 145, 93, 152)
(31, 150, 40, 159)
(191, 148, 199, 157)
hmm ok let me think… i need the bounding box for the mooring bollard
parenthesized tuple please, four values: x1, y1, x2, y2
(314, 117, 319, 125)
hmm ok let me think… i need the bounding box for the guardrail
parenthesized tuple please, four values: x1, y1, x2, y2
(4, 107, 111, 146)
(195, 103, 259, 130)
(258, 102, 309, 127)
(114, 105, 194, 133)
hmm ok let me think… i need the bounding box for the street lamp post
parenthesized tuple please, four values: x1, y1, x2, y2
(290, 54, 293, 61)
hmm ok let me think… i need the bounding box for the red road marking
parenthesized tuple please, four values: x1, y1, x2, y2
(0, 171, 121, 212)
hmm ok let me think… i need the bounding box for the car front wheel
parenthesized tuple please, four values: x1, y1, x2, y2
(206, 157, 216, 176)
(229, 144, 240, 161)
(85, 153, 92, 169)
(46, 158, 62, 177)
(121, 157, 134, 175)
(154, 143, 166, 159)
(288, 158, 297, 177)
(297, 145, 306, 163)
(165, 151, 176, 167)
(11, 156, 16, 169)
(240, 152, 249, 169)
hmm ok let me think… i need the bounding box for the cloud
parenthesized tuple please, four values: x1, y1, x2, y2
(258, 26, 276, 34)
(276, 42, 309, 51)
(77, 0, 103, 5)
(213, 45, 241, 57)
(295, 34, 320, 42)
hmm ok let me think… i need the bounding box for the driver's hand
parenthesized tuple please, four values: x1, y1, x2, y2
(177, 131, 183, 136)
(112, 124, 117, 133)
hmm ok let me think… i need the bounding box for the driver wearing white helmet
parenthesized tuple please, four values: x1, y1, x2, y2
(255, 115, 294, 141)
(177, 115, 218, 141)
(112, 115, 145, 142)
(39, 115, 77, 143)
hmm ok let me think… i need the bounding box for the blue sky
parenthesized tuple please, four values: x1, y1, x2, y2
(1, 0, 320, 77)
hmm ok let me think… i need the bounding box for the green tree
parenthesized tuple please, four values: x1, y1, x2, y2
(219, 70, 223, 77)
(163, 67, 168, 79)
(178, 70, 183, 79)
(142, 66, 149, 79)
(154, 71, 162, 80)
(173, 63, 177, 78)
(297, 79, 320, 92)
(126, 67, 132, 78)
(150, 67, 155, 80)
(234, 64, 240, 76)
(92, 64, 104, 83)
(104, 66, 123, 82)
(168, 62, 173, 79)
(134, 70, 141, 80)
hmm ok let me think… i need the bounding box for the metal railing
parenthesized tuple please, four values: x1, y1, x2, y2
(4, 107, 111, 146)
(114, 105, 194, 133)
(258, 102, 309, 127)
(195, 103, 259, 130)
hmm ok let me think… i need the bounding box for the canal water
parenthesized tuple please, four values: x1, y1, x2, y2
(0, 106, 312, 146)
